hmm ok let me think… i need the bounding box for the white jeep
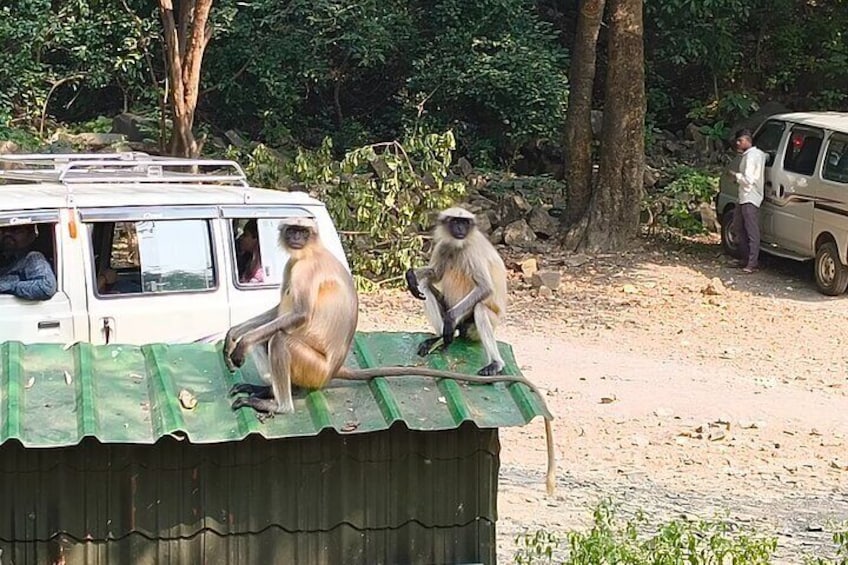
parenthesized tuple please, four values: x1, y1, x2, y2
(0, 152, 349, 344)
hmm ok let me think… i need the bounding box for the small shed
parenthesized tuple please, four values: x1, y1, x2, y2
(0, 331, 551, 564)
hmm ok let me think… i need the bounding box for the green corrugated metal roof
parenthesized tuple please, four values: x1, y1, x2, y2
(0, 331, 549, 448)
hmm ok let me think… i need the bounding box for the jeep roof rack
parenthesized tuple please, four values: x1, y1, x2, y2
(0, 152, 249, 188)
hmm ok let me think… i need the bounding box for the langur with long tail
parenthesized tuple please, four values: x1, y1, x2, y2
(222, 214, 557, 494)
(404, 207, 508, 376)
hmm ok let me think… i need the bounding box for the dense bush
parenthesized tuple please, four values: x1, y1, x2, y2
(1, 0, 847, 165)
(225, 130, 466, 289)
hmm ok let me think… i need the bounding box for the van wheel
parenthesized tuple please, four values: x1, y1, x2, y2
(814, 241, 848, 296)
(720, 208, 740, 259)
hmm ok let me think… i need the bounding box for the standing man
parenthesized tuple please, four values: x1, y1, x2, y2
(731, 128, 767, 273)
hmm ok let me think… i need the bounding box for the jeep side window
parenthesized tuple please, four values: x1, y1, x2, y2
(90, 219, 216, 296)
(823, 134, 848, 185)
(230, 218, 289, 289)
(753, 120, 786, 167)
(782, 126, 824, 177)
(0, 220, 59, 300)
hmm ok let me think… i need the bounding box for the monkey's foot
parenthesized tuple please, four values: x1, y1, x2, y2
(417, 336, 444, 357)
(231, 396, 279, 421)
(228, 383, 273, 398)
(478, 362, 505, 376)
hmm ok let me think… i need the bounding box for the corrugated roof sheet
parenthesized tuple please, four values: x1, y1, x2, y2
(0, 423, 500, 564)
(0, 331, 549, 448)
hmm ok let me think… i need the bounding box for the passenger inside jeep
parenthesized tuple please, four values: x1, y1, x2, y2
(234, 219, 265, 285)
(0, 222, 58, 301)
(91, 222, 143, 295)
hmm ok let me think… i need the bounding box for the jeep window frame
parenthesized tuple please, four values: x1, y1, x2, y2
(822, 132, 848, 185)
(220, 205, 314, 292)
(79, 206, 221, 299)
(0, 210, 62, 294)
(782, 124, 826, 177)
(753, 119, 787, 168)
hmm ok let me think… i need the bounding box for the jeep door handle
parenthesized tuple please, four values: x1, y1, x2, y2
(102, 318, 113, 344)
(37, 320, 60, 330)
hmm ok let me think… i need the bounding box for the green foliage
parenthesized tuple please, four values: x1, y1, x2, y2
(0, 0, 158, 129)
(224, 144, 290, 191)
(228, 131, 466, 290)
(513, 500, 777, 564)
(2, 0, 847, 176)
(199, 0, 568, 165)
(404, 0, 569, 165)
(645, 166, 719, 235)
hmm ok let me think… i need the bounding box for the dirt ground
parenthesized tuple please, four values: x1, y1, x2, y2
(357, 232, 848, 564)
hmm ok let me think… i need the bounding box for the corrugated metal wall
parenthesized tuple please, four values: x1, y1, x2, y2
(0, 422, 499, 565)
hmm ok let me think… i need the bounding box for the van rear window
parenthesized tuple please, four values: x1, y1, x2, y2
(753, 120, 786, 167)
(823, 135, 848, 184)
(782, 127, 824, 176)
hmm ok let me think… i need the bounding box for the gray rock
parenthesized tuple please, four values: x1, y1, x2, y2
(498, 193, 532, 226)
(503, 220, 536, 247)
(531, 270, 562, 290)
(69, 133, 127, 148)
(527, 205, 559, 239)
(475, 212, 493, 236)
(225, 129, 248, 148)
(111, 112, 149, 142)
(644, 167, 659, 189)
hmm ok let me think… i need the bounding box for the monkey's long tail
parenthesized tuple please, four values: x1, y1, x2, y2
(336, 365, 557, 496)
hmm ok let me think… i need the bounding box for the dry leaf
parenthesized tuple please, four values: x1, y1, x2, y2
(25, 376, 35, 389)
(64, 370, 72, 385)
(178, 389, 198, 410)
(600, 395, 617, 404)
(341, 421, 359, 432)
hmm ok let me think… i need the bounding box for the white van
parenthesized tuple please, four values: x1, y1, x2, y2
(0, 152, 349, 344)
(716, 112, 848, 295)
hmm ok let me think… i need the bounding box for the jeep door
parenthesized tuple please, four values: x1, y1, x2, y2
(767, 124, 823, 255)
(0, 210, 79, 344)
(751, 119, 789, 242)
(80, 206, 230, 344)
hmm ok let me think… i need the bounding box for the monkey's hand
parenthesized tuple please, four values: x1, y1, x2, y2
(229, 338, 249, 369)
(442, 311, 456, 346)
(404, 269, 426, 300)
(223, 330, 243, 371)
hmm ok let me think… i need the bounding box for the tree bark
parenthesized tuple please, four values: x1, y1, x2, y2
(562, 0, 605, 229)
(569, 0, 645, 252)
(158, 0, 213, 158)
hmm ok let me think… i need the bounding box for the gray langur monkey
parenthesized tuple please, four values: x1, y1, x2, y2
(222, 215, 556, 494)
(404, 207, 508, 376)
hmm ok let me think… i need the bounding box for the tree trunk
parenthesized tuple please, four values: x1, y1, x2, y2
(562, 0, 605, 229)
(158, 0, 213, 158)
(569, 0, 645, 251)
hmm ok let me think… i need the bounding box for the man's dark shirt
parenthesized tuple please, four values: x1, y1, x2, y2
(0, 251, 58, 300)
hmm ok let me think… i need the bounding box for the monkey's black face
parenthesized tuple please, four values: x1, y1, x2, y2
(284, 226, 312, 249)
(444, 217, 474, 240)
